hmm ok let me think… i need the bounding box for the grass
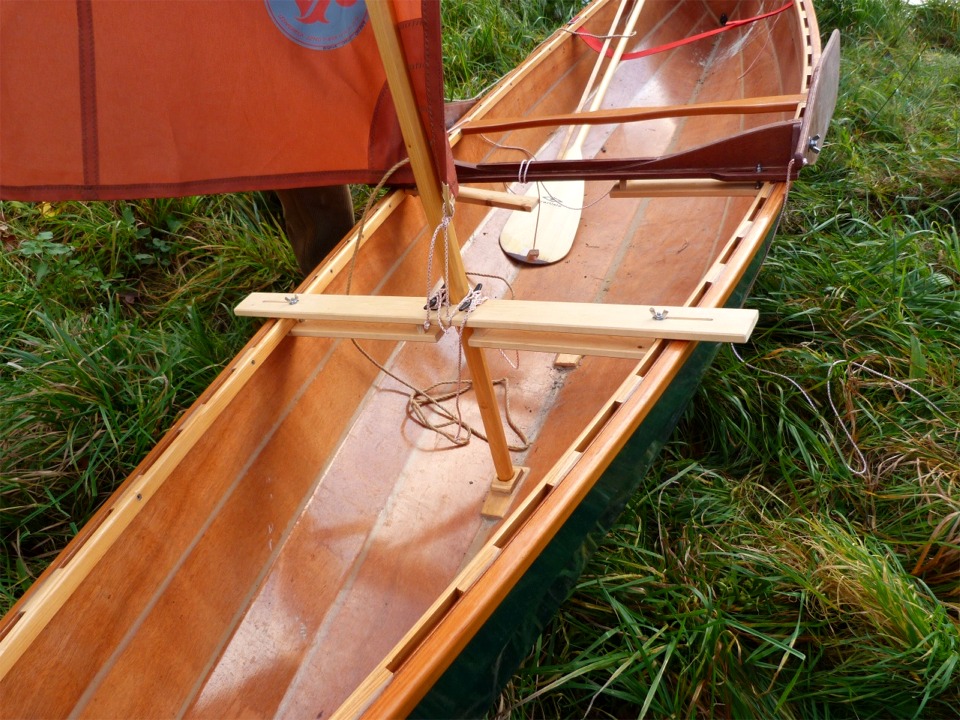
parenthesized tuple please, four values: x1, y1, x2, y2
(1, 0, 958, 716)
(0, 195, 296, 606)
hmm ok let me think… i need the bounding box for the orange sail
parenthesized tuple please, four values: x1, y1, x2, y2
(0, 0, 450, 200)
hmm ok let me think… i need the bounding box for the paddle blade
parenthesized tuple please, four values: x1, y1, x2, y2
(498, 179, 586, 264)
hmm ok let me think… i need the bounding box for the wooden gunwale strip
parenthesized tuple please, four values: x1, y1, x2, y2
(349, 176, 792, 718)
(0, 189, 407, 679)
(460, 93, 805, 135)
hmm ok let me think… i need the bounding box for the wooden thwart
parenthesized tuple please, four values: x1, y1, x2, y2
(461, 93, 805, 135)
(236, 293, 759, 352)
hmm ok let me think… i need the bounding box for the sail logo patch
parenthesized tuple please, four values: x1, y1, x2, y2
(265, 0, 367, 51)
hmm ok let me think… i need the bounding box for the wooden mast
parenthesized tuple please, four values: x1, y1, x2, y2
(366, 1, 516, 483)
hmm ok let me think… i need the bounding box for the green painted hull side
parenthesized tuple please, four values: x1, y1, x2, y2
(411, 220, 776, 719)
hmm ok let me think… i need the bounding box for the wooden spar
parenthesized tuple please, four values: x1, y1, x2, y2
(438, 185, 538, 211)
(493, 0, 630, 265)
(460, 93, 806, 134)
(366, 2, 515, 482)
(568, 0, 647, 155)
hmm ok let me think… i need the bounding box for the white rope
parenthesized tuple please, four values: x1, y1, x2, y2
(422, 198, 504, 442)
(445, 282, 487, 442)
(518, 158, 534, 185)
(423, 199, 455, 330)
(732, 345, 953, 478)
(344, 166, 528, 452)
(468, 271, 521, 370)
(731, 344, 867, 475)
(538, 183, 608, 212)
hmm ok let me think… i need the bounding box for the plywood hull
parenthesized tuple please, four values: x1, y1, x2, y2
(0, 1, 824, 717)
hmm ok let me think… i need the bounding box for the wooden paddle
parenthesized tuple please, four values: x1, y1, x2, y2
(499, 0, 646, 264)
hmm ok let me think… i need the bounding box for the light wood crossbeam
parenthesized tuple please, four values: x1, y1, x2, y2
(290, 320, 443, 343)
(469, 329, 649, 359)
(461, 93, 805, 135)
(238, 294, 427, 324)
(473, 300, 756, 343)
(236, 294, 759, 345)
(610, 179, 761, 197)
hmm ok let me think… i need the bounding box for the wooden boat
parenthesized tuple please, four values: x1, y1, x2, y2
(0, 0, 838, 716)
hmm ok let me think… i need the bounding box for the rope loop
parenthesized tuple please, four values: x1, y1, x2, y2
(423, 197, 456, 329)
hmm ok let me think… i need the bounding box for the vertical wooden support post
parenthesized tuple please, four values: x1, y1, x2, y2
(367, 2, 515, 482)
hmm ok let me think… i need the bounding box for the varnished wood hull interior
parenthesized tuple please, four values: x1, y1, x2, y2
(0, 1, 825, 717)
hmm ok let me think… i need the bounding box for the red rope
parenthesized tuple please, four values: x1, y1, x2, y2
(577, 1, 794, 61)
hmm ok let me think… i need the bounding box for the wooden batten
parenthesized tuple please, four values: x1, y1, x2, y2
(471, 329, 650, 359)
(610, 179, 761, 198)
(290, 320, 443, 343)
(455, 185, 538, 211)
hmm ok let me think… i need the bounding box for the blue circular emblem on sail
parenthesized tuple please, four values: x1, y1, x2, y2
(264, 0, 368, 51)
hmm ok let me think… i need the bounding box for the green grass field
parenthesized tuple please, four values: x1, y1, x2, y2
(2, 0, 958, 716)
